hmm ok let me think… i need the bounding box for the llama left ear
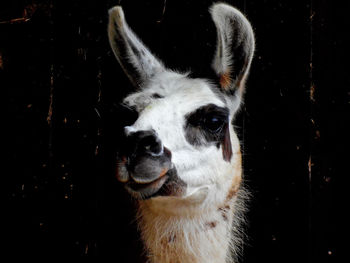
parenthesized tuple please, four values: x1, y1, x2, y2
(210, 3, 255, 95)
(108, 6, 165, 88)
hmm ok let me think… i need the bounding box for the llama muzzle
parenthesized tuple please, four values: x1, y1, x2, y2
(116, 130, 183, 199)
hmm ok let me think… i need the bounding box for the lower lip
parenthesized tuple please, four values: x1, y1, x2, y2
(127, 174, 169, 194)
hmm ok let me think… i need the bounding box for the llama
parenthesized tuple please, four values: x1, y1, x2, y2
(108, 3, 255, 263)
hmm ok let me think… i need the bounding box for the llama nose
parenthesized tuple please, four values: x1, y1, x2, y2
(127, 130, 163, 157)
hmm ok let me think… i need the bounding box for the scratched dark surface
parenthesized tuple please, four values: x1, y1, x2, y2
(2, 0, 346, 262)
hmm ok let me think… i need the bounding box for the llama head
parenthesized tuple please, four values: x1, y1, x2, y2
(108, 3, 254, 212)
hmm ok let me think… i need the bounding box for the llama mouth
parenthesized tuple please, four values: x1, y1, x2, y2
(124, 168, 187, 200)
(125, 170, 170, 200)
(116, 149, 186, 200)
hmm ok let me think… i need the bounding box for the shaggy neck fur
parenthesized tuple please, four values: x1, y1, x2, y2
(137, 152, 244, 263)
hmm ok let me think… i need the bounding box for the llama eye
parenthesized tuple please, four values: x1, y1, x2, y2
(202, 115, 225, 133)
(185, 104, 229, 140)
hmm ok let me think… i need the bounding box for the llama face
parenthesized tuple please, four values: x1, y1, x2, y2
(120, 72, 239, 201)
(108, 4, 254, 205)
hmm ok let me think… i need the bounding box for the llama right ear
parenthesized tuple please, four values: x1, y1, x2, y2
(210, 3, 255, 95)
(108, 6, 165, 88)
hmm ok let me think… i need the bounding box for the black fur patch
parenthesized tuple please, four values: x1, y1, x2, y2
(185, 104, 232, 161)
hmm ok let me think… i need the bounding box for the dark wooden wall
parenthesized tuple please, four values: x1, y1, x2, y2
(2, 0, 346, 261)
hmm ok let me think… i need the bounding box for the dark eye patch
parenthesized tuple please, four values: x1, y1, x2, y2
(186, 104, 228, 135)
(185, 104, 232, 161)
(200, 111, 227, 134)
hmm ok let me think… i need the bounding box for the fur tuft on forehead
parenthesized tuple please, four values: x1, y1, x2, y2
(123, 71, 227, 113)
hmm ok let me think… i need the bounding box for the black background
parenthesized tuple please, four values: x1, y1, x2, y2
(2, 0, 347, 262)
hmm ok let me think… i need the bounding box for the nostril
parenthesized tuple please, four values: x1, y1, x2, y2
(123, 130, 164, 159)
(140, 135, 163, 156)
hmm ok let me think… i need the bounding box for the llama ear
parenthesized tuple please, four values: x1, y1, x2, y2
(210, 3, 255, 95)
(108, 6, 165, 88)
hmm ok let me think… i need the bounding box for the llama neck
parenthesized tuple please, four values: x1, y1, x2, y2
(138, 198, 239, 263)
